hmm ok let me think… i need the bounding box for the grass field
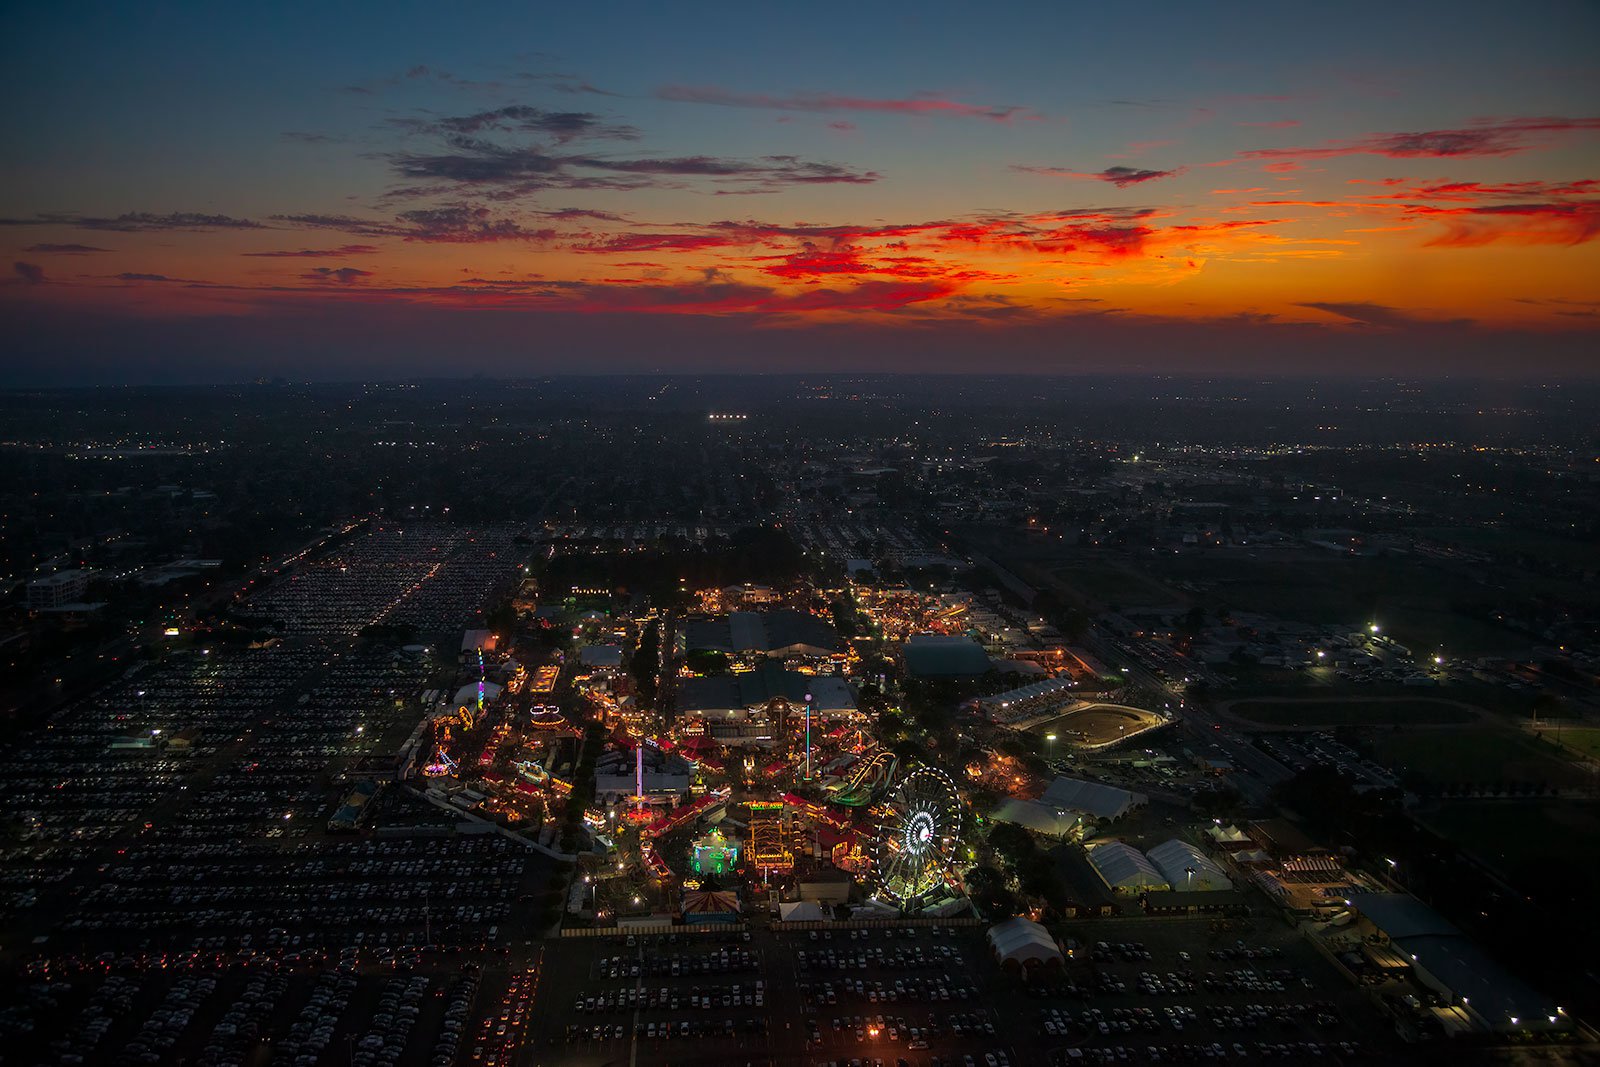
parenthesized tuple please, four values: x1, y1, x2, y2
(1545, 726, 1600, 761)
(1229, 698, 1476, 727)
(1413, 526, 1600, 574)
(1422, 800, 1600, 881)
(1028, 703, 1166, 746)
(1146, 554, 1520, 657)
(1038, 561, 1178, 611)
(1371, 727, 1588, 790)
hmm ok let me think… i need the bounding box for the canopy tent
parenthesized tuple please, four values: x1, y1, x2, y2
(986, 917, 1064, 970)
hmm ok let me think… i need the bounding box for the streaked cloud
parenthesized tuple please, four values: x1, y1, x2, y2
(656, 85, 1034, 122)
(1241, 115, 1600, 160)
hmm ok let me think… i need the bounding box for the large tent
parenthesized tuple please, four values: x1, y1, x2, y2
(681, 889, 741, 924)
(1041, 776, 1145, 821)
(986, 917, 1065, 971)
(777, 900, 829, 922)
(1146, 839, 1233, 892)
(991, 798, 1082, 837)
(1087, 841, 1168, 893)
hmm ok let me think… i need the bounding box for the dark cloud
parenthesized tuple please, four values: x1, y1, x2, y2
(265, 209, 557, 243)
(391, 139, 877, 191)
(656, 86, 1033, 122)
(395, 206, 559, 243)
(1097, 166, 1181, 187)
(0, 211, 264, 232)
(268, 214, 400, 237)
(115, 272, 180, 282)
(14, 261, 45, 284)
(396, 105, 637, 143)
(1297, 301, 1468, 328)
(1013, 165, 1183, 186)
(535, 208, 630, 222)
(23, 243, 112, 254)
(303, 266, 374, 284)
(243, 245, 380, 258)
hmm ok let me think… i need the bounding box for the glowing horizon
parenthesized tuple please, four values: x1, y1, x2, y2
(2, 3, 1597, 381)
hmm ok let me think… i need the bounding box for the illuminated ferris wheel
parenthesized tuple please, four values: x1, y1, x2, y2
(873, 765, 963, 910)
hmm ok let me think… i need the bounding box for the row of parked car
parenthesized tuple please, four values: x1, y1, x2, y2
(1064, 1038, 1369, 1062)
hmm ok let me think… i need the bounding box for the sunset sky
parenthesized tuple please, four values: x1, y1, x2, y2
(3, 2, 1598, 382)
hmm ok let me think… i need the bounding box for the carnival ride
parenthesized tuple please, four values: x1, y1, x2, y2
(748, 801, 794, 871)
(423, 745, 459, 778)
(827, 749, 898, 807)
(872, 765, 963, 912)
(528, 703, 565, 728)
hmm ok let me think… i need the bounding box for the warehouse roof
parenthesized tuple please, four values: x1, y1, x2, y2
(678, 663, 855, 716)
(1349, 892, 1461, 939)
(684, 610, 840, 656)
(903, 634, 993, 677)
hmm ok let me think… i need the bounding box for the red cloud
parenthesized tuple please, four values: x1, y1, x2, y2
(1248, 176, 1600, 246)
(1359, 179, 1599, 202)
(1242, 116, 1600, 160)
(1412, 202, 1600, 247)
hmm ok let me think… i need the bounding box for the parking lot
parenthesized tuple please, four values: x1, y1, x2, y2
(530, 925, 1026, 1067)
(523, 915, 1405, 1067)
(997, 917, 1404, 1067)
(0, 522, 553, 1065)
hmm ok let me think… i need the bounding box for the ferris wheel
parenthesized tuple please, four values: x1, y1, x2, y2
(873, 765, 964, 911)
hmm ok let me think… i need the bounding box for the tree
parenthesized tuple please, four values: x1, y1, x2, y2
(684, 649, 729, 676)
(485, 601, 517, 635)
(987, 822, 1036, 868)
(631, 623, 660, 707)
(965, 865, 1018, 921)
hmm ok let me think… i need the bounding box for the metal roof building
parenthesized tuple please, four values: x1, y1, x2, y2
(683, 610, 841, 658)
(902, 634, 993, 678)
(1349, 892, 1564, 1034)
(677, 663, 856, 720)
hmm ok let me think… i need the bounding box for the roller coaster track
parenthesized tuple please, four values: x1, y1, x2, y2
(829, 749, 898, 807)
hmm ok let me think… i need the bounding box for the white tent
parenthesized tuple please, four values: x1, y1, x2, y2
(452, 681, 503, 706)
(1041, 777, 1145, 821)
(778, 901, 829, 922)
(986, 917, 1064, 970)
(1087, 841, 1168, 892)
(1206, 823, 1251, 846)
(1146, 839, 1233, 892)
(991, 798, 1082, 837)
